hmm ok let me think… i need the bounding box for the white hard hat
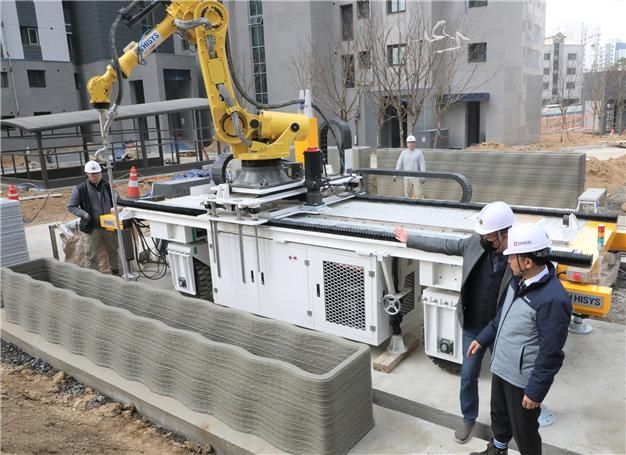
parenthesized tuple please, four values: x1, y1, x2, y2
(503, 223, 552, 256)
(84, 160, 102, 173)
(474, 201, 515, 235)
(406, 135, 416, 142)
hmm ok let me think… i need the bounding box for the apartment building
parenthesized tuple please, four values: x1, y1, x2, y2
(1, 0, 79, 120)
(226, 0, 545, 147)
(542, 33, 584, 106)
(1, 0, 201, 135)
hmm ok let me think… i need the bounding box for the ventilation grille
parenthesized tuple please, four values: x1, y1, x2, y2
(323, 261, 366, 330)
(401, 271, 416, 315)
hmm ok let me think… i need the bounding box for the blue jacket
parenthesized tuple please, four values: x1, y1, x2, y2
(476, 262, 572, 403)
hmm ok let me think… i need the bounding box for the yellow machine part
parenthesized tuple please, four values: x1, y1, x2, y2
(555, 220, 625, 317)
(100, 214, 123, 231)
(87, 0, 312, 163)
(295, 117, 320, 164)
(560, 280, 612, 318)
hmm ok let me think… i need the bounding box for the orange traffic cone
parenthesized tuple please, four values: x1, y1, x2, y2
(127, 166, 140, 199)
(7, 184, 19, 201)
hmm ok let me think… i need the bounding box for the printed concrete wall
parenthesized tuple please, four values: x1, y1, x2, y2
(3, 259, 374, 455)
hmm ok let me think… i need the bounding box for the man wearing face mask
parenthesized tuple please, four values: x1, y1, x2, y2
(467, 223, 571, 455)
(393, 201, 515, 444)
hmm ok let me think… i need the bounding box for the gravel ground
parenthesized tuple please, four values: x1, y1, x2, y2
(0, 339, 213, 454)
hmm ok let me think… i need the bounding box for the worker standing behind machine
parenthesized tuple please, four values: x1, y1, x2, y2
(395, 134, 426, 199)
(67, 161, 120, 275)
(394, 201, 515, 445)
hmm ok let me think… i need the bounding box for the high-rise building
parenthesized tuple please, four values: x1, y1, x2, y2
(542, 33, 584, 106)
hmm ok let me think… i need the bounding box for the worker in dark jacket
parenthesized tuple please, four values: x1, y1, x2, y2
(394, 201, 515, 444)
(468, 223, 572, 455)
(67, 160, 119, 274)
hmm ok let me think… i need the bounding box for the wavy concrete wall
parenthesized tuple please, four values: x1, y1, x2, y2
(2, 259, 373, 454)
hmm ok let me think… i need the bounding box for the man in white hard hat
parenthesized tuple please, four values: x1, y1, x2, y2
(395, 134, 426, 199)
(394, 201, 515, 444)
(67, 160, 120, 275)
(468, 223, 571, 455)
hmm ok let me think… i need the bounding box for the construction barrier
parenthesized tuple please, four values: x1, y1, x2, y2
(2, 258, 374, 455)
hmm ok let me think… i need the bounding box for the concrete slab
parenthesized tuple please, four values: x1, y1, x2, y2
(372, 318, 626, 455)
(25, 222, 66, 261)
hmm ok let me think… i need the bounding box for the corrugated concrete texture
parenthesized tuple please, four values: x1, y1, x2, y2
(2, 259, 374, 455)
(368, 149, 585, 208)
(0, 199, 30, 267)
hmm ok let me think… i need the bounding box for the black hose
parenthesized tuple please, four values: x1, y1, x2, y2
(110, 1, 140, 107)
(223, 32, 342, 152)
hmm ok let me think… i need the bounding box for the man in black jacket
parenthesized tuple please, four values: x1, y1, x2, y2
(67, 160, 119, 274)
(468, 223, 572, 455)
(394, 201, 515, 444)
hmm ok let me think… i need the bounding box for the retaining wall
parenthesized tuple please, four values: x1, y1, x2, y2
(369, 149, 585, 208)
(2, 258, 374, 454)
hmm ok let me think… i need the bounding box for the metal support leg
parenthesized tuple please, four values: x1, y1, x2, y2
(49, 225, 59, 260)
(238, 224, 246, 284)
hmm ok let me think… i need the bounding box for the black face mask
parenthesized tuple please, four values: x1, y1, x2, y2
(480, 237, 495, 252)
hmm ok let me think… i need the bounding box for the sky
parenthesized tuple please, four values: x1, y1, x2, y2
(545, 0, 626, 41)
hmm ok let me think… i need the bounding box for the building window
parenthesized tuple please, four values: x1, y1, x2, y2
(249, 0, 268, 104)
(552, 74, 558, 84)
(553, 62, 558, 70)
(342, 54, 355, 88)
(20, 27, 39, 46)
(358, 51, 371, 69)
(357, 0, 370, 18)
(543, 68, 550, 75)
(552, 88, 558, 96)
(387, 0, 406, 14)
(567, 53, 577, 60)
(387, 44, 406, 66)
(469, 0, 488, 7)
(341, 4, 354, 41)
(544, 53, 550, 60)
(543, 82, 549, 89)
(468, 42, 487, 63)
(567, 67, 576, 75)
(27, 70, 46, 88)
(566, 82, 575, 89)
(1, 71, 8, 88)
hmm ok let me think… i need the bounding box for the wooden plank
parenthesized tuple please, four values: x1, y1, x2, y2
(20, 193, 63, 201)
(372, 332, 420, 373)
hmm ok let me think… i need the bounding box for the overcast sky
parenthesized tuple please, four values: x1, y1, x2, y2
(545, 0, 626, 41)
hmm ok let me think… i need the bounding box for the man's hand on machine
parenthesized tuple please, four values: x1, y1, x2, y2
(467, 340, 482, 357)
(394, 226, 408, 243)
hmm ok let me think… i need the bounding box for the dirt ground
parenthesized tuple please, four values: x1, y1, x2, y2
(0, 341, 210, 455)
(467, 131, 626, 152)
(0, 175, 163, 227)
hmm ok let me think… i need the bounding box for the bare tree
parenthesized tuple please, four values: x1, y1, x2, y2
(362, 6, 434, 148)
(289, 35, 367, 123)
(588, 70, 608, 135)
(428, 16, 495, 147)
(552, 55, 583, 142)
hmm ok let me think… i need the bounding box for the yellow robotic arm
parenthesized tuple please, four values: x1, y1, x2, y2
(87, 0, 309, 163)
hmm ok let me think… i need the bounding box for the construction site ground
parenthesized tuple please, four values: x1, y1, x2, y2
(2, 134, 625, 454)
(4, 207, 625, 454)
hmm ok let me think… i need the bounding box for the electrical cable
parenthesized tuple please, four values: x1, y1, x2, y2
(22, 193, 51, 224)
(130, 218, 169, 280)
